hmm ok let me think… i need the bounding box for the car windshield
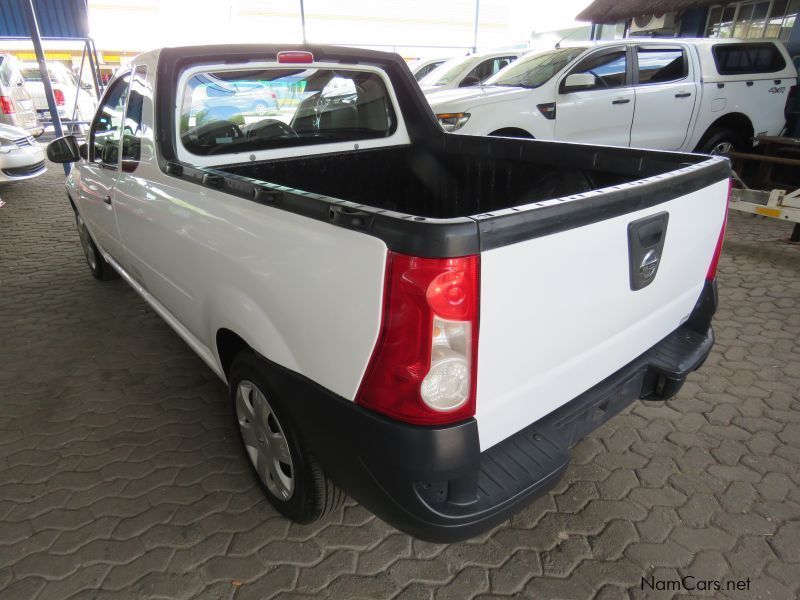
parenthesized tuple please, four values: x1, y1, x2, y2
(419, 56, 474, 86)
(486, 48, 585, 88)
(179, 67, 396, 156)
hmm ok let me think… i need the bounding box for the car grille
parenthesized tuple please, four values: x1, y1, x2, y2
(13, 136, 34, 148)
(2, 161, 46, 177)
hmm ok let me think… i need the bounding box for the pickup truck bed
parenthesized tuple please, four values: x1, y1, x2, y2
(221, 135, 717, 218)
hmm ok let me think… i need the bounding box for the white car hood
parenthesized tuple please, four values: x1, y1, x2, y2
(427, 85, 532, 111)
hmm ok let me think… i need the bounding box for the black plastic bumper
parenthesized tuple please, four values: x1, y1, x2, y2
(269, 282, 717, 542)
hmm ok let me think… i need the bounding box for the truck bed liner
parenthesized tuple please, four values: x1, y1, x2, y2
(219, 137, 707, 220)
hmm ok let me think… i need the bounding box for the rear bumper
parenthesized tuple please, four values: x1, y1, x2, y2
(272, 282, 717, 542)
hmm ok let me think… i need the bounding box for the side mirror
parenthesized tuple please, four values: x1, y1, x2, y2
(459, 76, 481, 87)
(46, 135, 81, 163)
(562, 72, 596, 92)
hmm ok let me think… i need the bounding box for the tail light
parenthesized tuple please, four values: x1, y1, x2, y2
(356, 252, 480, 425)
(706, 179, 731, 281)
(0, 96, 14, 114)
(785, 84, 796, 121)
(54, 89, 65, 106)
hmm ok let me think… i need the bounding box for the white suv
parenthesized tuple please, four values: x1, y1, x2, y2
(428, 39, 798, 153)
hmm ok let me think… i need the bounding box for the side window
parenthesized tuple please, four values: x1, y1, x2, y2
(415, 62, 439, 81)
(465, 58, 496, 83)
(121, 65, 148, 172)
(636, 47, 687, 84)
(495, 56, 515, 73)
(90, 74, 131, 167)
(568, 50, 628, 90)
(712, 42, 787, 75)
(467, 56, 515, 83)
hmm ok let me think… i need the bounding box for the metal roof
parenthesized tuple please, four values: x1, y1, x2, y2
(0, 0, 89, 39)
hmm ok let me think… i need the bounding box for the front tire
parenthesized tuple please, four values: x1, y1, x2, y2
(230, 352, 345, 523)
(75, 213, 118, 280)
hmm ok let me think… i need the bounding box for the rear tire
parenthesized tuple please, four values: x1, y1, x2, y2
(229, 352, 345, 523)
(697, 128, 746, 155)
(75, 213, 118, 281)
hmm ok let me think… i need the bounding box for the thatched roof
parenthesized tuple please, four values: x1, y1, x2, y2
(576, 0, 725, 23)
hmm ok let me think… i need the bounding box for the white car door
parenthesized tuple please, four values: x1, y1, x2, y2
(555, 46, 635, 147)
(77, 72, 129, 262)
(630, 45, 698, 150)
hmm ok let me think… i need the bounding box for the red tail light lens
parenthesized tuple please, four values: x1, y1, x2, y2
(706, 179, 731, 281)
(0, 96, 15, 114)
(356, 252, 480, 425)
(277, 51, 314, 64)
(54, 89, 65, 106)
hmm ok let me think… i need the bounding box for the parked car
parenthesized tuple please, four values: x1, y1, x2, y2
(418, 50, 523, 93)
(191, 77, 279, 122)
(0, 122, 46, 183)
(427, 39, 798, 153)
(21, 61, 97, 132)
(0, 54, 43, 137)
(407, 56, 449, 81)
(47, 45, 728, 542)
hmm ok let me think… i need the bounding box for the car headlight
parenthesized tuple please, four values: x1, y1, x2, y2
(436, 112, 470, 132)
(0, 138, 16, 154)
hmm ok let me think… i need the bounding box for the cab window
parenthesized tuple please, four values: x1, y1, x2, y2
(636, 47, 687, 84)
(179, 67, 396, 157)
(90, 73, 131, 167)
(568, 50, 628, 90)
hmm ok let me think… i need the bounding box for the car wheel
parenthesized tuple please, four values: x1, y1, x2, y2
(697, 128, 745, 155)
(75, 213, 118, 280)
(253, 101, 269, 116)
(230, 352, 345, 523)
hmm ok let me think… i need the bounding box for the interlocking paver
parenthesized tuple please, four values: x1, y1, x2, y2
(1, 164, 799, 598)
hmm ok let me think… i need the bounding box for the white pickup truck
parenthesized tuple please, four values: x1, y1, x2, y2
(47, 44, 729, 542)
(428, 38, 797, 154)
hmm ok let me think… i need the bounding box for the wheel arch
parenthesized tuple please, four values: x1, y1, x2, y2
(696, 112, 754, 149)
(216, 328, 252, 380)
(207, 286, 299, 384)
(488, 127, 534, 139)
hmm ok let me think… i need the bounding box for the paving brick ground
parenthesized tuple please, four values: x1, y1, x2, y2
(0, 164, 799, 600)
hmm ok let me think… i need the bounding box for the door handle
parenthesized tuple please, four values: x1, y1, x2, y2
(612, 98, 630, 105)
(103, 195, 112, 205)
(675, 92, 692, 98)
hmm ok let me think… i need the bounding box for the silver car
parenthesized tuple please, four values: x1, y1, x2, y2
(0, 54, 43, 137)
(0, 122, 46, 183)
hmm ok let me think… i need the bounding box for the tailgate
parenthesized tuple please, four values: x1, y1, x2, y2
(474, 161, 729, 450)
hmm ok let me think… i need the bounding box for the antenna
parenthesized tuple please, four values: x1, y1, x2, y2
(554, 27, 584, 49)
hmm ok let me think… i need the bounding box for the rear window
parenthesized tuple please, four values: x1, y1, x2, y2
(712, 42, 786, 75)
(179, 67, 397, 156)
